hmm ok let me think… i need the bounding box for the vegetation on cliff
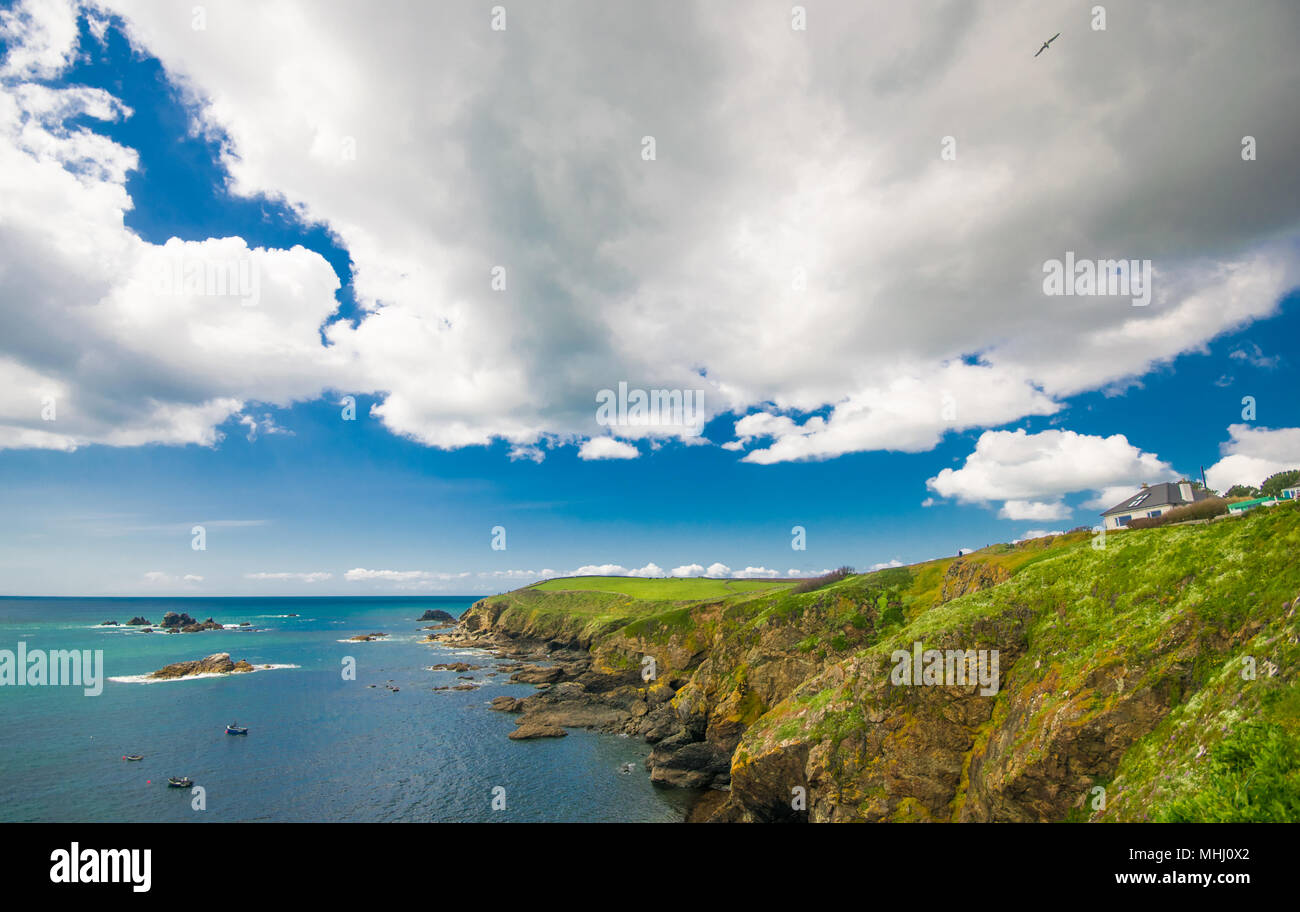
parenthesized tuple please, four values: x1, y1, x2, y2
(457, 504, 1300, 822)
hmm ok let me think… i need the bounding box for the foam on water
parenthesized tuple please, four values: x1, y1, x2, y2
(109, 663, 300, 684)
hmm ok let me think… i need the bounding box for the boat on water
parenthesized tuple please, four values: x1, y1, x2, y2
(123, 754, 143, 761)
(225, 723, 248, 735)
(167, 777, 192, 788)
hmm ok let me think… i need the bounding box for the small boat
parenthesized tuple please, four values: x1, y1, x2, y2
(167, 777, 192, 788)
(225, 723, 248, 735)
(123, 754, 143, 762)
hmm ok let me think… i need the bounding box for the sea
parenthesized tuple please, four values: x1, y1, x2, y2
(0, 596, 695, 822)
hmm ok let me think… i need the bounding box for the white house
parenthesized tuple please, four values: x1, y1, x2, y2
(1100, 482, 1212, 530)
(1281, 485, 1300, 501)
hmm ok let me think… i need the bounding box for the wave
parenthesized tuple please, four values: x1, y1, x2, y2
(109, 663, 299, 684)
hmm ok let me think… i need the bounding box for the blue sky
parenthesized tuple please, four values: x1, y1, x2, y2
(1, 1, 1298, 595)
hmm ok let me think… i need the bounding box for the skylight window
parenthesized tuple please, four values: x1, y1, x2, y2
(1128, 492, 1151, 507)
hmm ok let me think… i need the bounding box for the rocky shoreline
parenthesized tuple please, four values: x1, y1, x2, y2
(429, 611, 731, 808)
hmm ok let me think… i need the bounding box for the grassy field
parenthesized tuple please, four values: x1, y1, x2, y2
(529, 575, 797, 600)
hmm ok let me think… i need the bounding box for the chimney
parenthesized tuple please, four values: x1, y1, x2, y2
(1178, 481, 1193, 503)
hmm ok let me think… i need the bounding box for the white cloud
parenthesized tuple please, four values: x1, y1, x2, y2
(487, 568, 556, 580)
(577, 437, 639, 461)
(1205, 425, 1300, 491)
(507, 445, 546, 463)
(870, 558, 904, 571)
(0, 0, 80, 78)
(627, 562, 666, 578)
(245, 571, 332, 583)
(929, 429, 1174, 520)
(1228, 343, 1281, 370)
(732, 566, 782, 579)
(998, 500, 1071, 521)
(570, 564, 630, 577)
(141, 570, 203, 586)
(2, 0, 1298, 460)
(558, 561, 790, 580)
(343, 568, 470, 583)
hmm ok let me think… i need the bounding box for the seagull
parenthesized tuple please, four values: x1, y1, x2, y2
(1034, 33, 1060, 57)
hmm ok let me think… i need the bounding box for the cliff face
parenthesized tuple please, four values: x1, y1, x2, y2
(448, 507, 1300, 822)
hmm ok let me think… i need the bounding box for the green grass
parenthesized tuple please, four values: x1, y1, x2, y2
(529, 575, 797, 600)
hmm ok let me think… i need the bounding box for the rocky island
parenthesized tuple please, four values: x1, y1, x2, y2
(147, 652, 258, 679)
(158, 612, 223, 632)
(430, 505, 1300, 822)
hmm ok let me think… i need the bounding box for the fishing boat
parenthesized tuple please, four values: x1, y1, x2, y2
(225, 723, 248, 735)
(123, 754, 143, 762)
(167, 777, 192, 788)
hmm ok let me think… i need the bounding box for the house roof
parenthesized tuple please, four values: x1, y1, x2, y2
(1101, 482, 1210, 516)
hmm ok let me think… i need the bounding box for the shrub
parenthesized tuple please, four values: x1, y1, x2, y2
(792, 566, 854, 594)
(1159, 722, 1300, 822)
(1128, 497, 1232, 529)
(1260, 469, 1300, 499)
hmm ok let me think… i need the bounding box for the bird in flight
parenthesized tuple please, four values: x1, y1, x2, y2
(1034, 33, 1060, 57)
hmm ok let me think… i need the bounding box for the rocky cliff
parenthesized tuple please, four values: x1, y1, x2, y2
(440, 506, 1300, 822)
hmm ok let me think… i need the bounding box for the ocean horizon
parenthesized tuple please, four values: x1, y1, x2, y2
(0, 596, 696, 823)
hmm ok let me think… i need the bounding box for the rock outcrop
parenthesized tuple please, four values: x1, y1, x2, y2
(509, 721, 568, 740)
(419, 609, 457, 622)
(148, 653, 255, 679)
(158, 612, 222, 632)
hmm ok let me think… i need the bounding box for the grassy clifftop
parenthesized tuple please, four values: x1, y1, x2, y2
(463, 504, 1300, 822)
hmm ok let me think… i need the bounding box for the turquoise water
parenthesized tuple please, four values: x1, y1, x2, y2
(0, 597, 692, 822)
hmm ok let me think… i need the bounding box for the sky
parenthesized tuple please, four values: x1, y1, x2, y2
(0, 0, 1298, 596)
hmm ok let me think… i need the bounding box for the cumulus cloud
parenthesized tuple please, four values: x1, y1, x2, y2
(670, 563, 706, 577)
(1205, 425, 1300, 491)
(732, 566, 782, 578)
(998, 500, 1072, 521)
(0, 0, 1296, 461)
(576, 437, 639, 461)
(929, 428, 1173, 520)
(869, 558, 904, 571)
